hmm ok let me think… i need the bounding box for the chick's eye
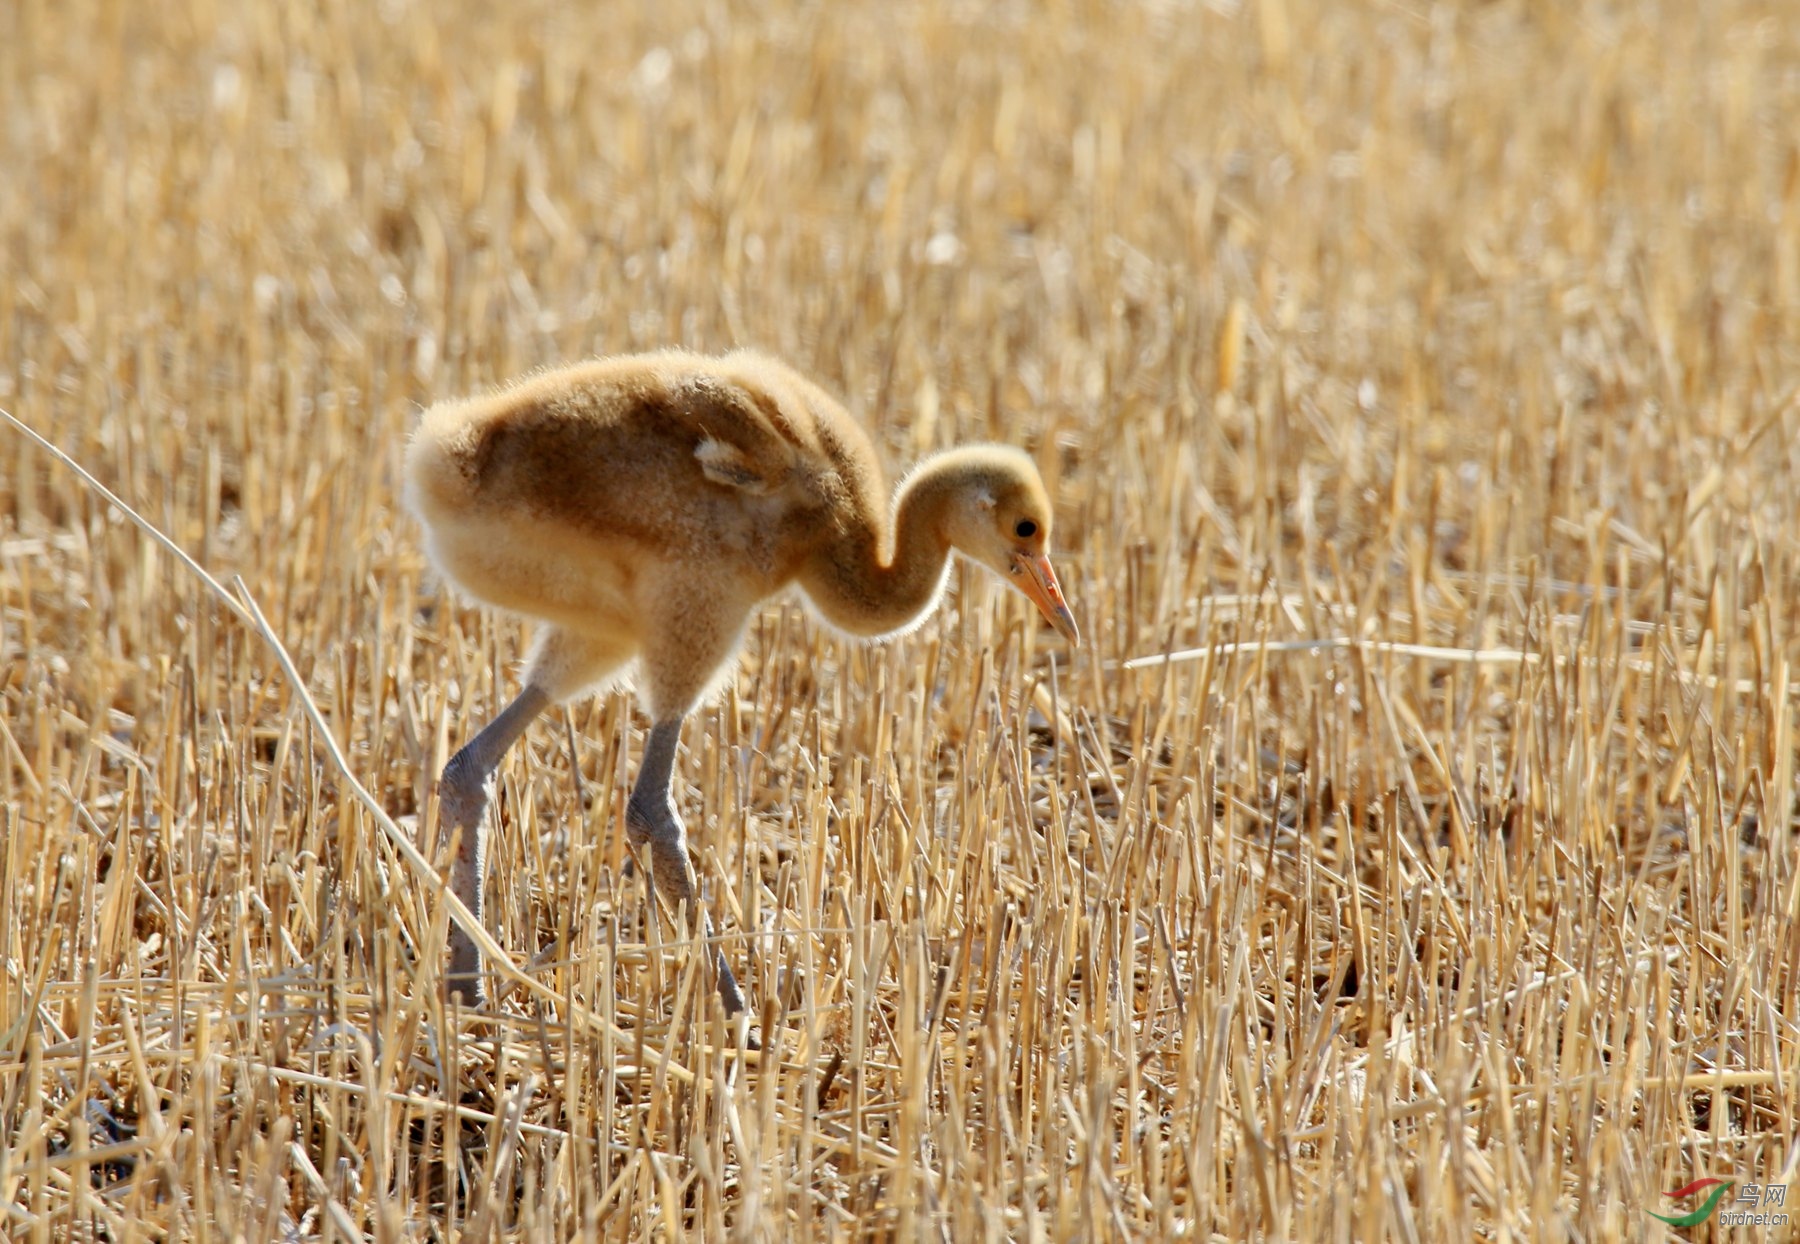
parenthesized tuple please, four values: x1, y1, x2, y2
(1014, 519, 1038, 539)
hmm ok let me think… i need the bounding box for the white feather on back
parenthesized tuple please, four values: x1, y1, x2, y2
(694, 437, 772, 492)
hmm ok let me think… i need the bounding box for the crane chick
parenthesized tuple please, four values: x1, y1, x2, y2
(406, 349, 1079, 1015)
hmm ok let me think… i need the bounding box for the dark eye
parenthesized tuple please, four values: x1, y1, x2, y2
(1015, 519, 1038, 539)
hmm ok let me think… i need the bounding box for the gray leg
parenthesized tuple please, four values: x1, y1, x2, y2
(627, 717, 748, 1018)
(438, 684, 550, 1003)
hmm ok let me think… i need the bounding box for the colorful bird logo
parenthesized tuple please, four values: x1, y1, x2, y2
(1648, 1178, 1736, 1227)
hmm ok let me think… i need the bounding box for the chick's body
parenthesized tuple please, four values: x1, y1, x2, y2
(409, 351, 885, 710)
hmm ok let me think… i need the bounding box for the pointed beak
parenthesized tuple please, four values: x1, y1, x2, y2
(1011, 552, 1081, 646)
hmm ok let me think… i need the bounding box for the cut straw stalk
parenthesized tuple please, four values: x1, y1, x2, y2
(1121, 637, 1541, 669)
(1123, 633, 1800, 696)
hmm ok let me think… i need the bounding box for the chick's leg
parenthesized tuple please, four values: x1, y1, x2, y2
(437, 626, 630, 1004)
(626, 716, 748, 1018)
(438, 684, 550, 1003)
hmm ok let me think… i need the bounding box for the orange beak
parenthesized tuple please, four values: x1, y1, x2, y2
(1011, 552, 1080, 646)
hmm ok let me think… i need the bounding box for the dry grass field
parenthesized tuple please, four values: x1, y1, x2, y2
(4, 0, 1800, 1238)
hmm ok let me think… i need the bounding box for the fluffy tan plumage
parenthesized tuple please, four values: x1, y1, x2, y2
(407, 349, 1079, 1017)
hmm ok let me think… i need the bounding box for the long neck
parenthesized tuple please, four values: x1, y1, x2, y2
(799, 458, 966, 638)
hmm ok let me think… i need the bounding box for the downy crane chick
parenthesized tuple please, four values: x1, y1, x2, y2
(406, 349, 1079, 1013)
